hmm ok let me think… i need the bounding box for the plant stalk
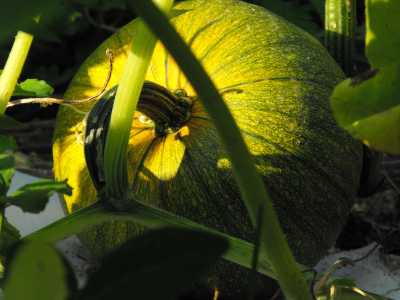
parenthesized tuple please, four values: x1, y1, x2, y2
(22, 199, 393, 299)
(130, 2, 312, 299)
(103, 0, 174, 198)
(0, 29, 34, 248)
(325, 0, 356, 77)
(0, 30, 34, 114)
(23, 200, 310, 282)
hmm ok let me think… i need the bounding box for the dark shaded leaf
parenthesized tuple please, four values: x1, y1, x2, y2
(13, 78, 54, 97)
(0, 135, 17, 155)
(74, 0, 126, 11)
(0, 115, 25, 129)
(79, 228, 229, 300)
(0, 135, 17, 196)
(19, 19, 60, 42)
(3, 241, 77, 300)
(260, 0, 321, 36)
(0, 217, 21, 256)
(2, 180, 72, 213)
(0, 0, 61, 43)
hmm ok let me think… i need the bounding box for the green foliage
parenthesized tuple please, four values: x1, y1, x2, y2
(0, 126, 72, 265)
(366, 0, 400, 68)
(331, 0, 400, 154)
(2, 241, 77, 300)
(260, 0, 322, 36)
(74, 0, 127, 11)
(0, 180, 72, 213)
(0, 0, 61, 44)
(0, 218, 21, 258)
(3, 229, 228, 300)
(0, 115, 24, 129)
(78, 228, 229, 300)
(0, 135, 17, 195)
(12, 78, 54, 97)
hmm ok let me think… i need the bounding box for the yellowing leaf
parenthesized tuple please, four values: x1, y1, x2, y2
(366, 0, 400, 68)
(331, 61, 400, 127)
(343, 104, 400, 155)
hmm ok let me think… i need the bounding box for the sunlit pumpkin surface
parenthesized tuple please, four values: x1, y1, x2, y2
(53, 0, 363, 298)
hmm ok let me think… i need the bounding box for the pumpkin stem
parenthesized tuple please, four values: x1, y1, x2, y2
(137, 81, 193, 136)
(325, 0, 356, 77)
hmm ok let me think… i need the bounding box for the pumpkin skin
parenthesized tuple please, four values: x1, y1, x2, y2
(53, 0, 362, 298)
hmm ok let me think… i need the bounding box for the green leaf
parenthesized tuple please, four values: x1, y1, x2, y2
(19, 19, 60, 42)
(0, 217, 21, 256)
(366, 0, 400, 68)
(260, 0, 321, 36)
(329, 278, 356, 287)
(78, 228, 229, 300)
(0, 115, 25, 129)
(331, 62, 400, 154)
(74, 0, 126, 10)
(3, 241, 77, 300)
(0, 135, 17, 196)
(1, 180, 72, 213)
(0, 0, 61, 43)
(0, 135, 17, 154)
(13, 78, 54, 97)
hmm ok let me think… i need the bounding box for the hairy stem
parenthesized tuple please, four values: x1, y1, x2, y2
(325, 0, 356, 77)
(0, 30, 34, 114)
(23, 200, 311, 282)
(103, 0, 174, 198)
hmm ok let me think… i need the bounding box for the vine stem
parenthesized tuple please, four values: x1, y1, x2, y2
(0, 29, 34, 251)
(325, 0, 356, 77)
(23, 200, 311, 282)
(103, 0, 174, 198)
(0, 30, 34, 114)
(129, 2, 312, 300)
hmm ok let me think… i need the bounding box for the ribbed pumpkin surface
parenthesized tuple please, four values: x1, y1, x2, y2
(53, 0, 363, 298)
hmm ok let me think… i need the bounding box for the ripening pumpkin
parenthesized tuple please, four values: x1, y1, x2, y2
(53, 0, 363, 298)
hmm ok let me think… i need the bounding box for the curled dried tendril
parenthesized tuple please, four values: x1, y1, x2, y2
(7, 49, 114, 147)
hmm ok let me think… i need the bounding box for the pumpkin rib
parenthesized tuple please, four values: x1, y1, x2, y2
(217, 79, 265, 92)
(164, 52, 170, 90)
(240, 129, 352, 200)
(131, 137, 158, 191)
(187, 19, 222, 50)
(264, 77, 336, 90)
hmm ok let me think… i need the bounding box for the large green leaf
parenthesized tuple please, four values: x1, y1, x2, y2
(0, 0, 61, 43)
(366, 0, 400, 68)
(331, 62, 400, 127)
(3, 241, 76, 300)
(78, 228, 229, 300)
(0, 179, 72, 213)
(331, 0, 400, 154)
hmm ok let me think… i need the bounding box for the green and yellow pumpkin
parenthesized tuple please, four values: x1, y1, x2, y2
(53, 0, 363, 298)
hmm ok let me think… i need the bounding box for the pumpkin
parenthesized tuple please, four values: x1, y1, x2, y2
(52, 0, 363, 298)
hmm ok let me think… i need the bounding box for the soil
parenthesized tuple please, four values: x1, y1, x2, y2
(2, 105, 400, 263)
